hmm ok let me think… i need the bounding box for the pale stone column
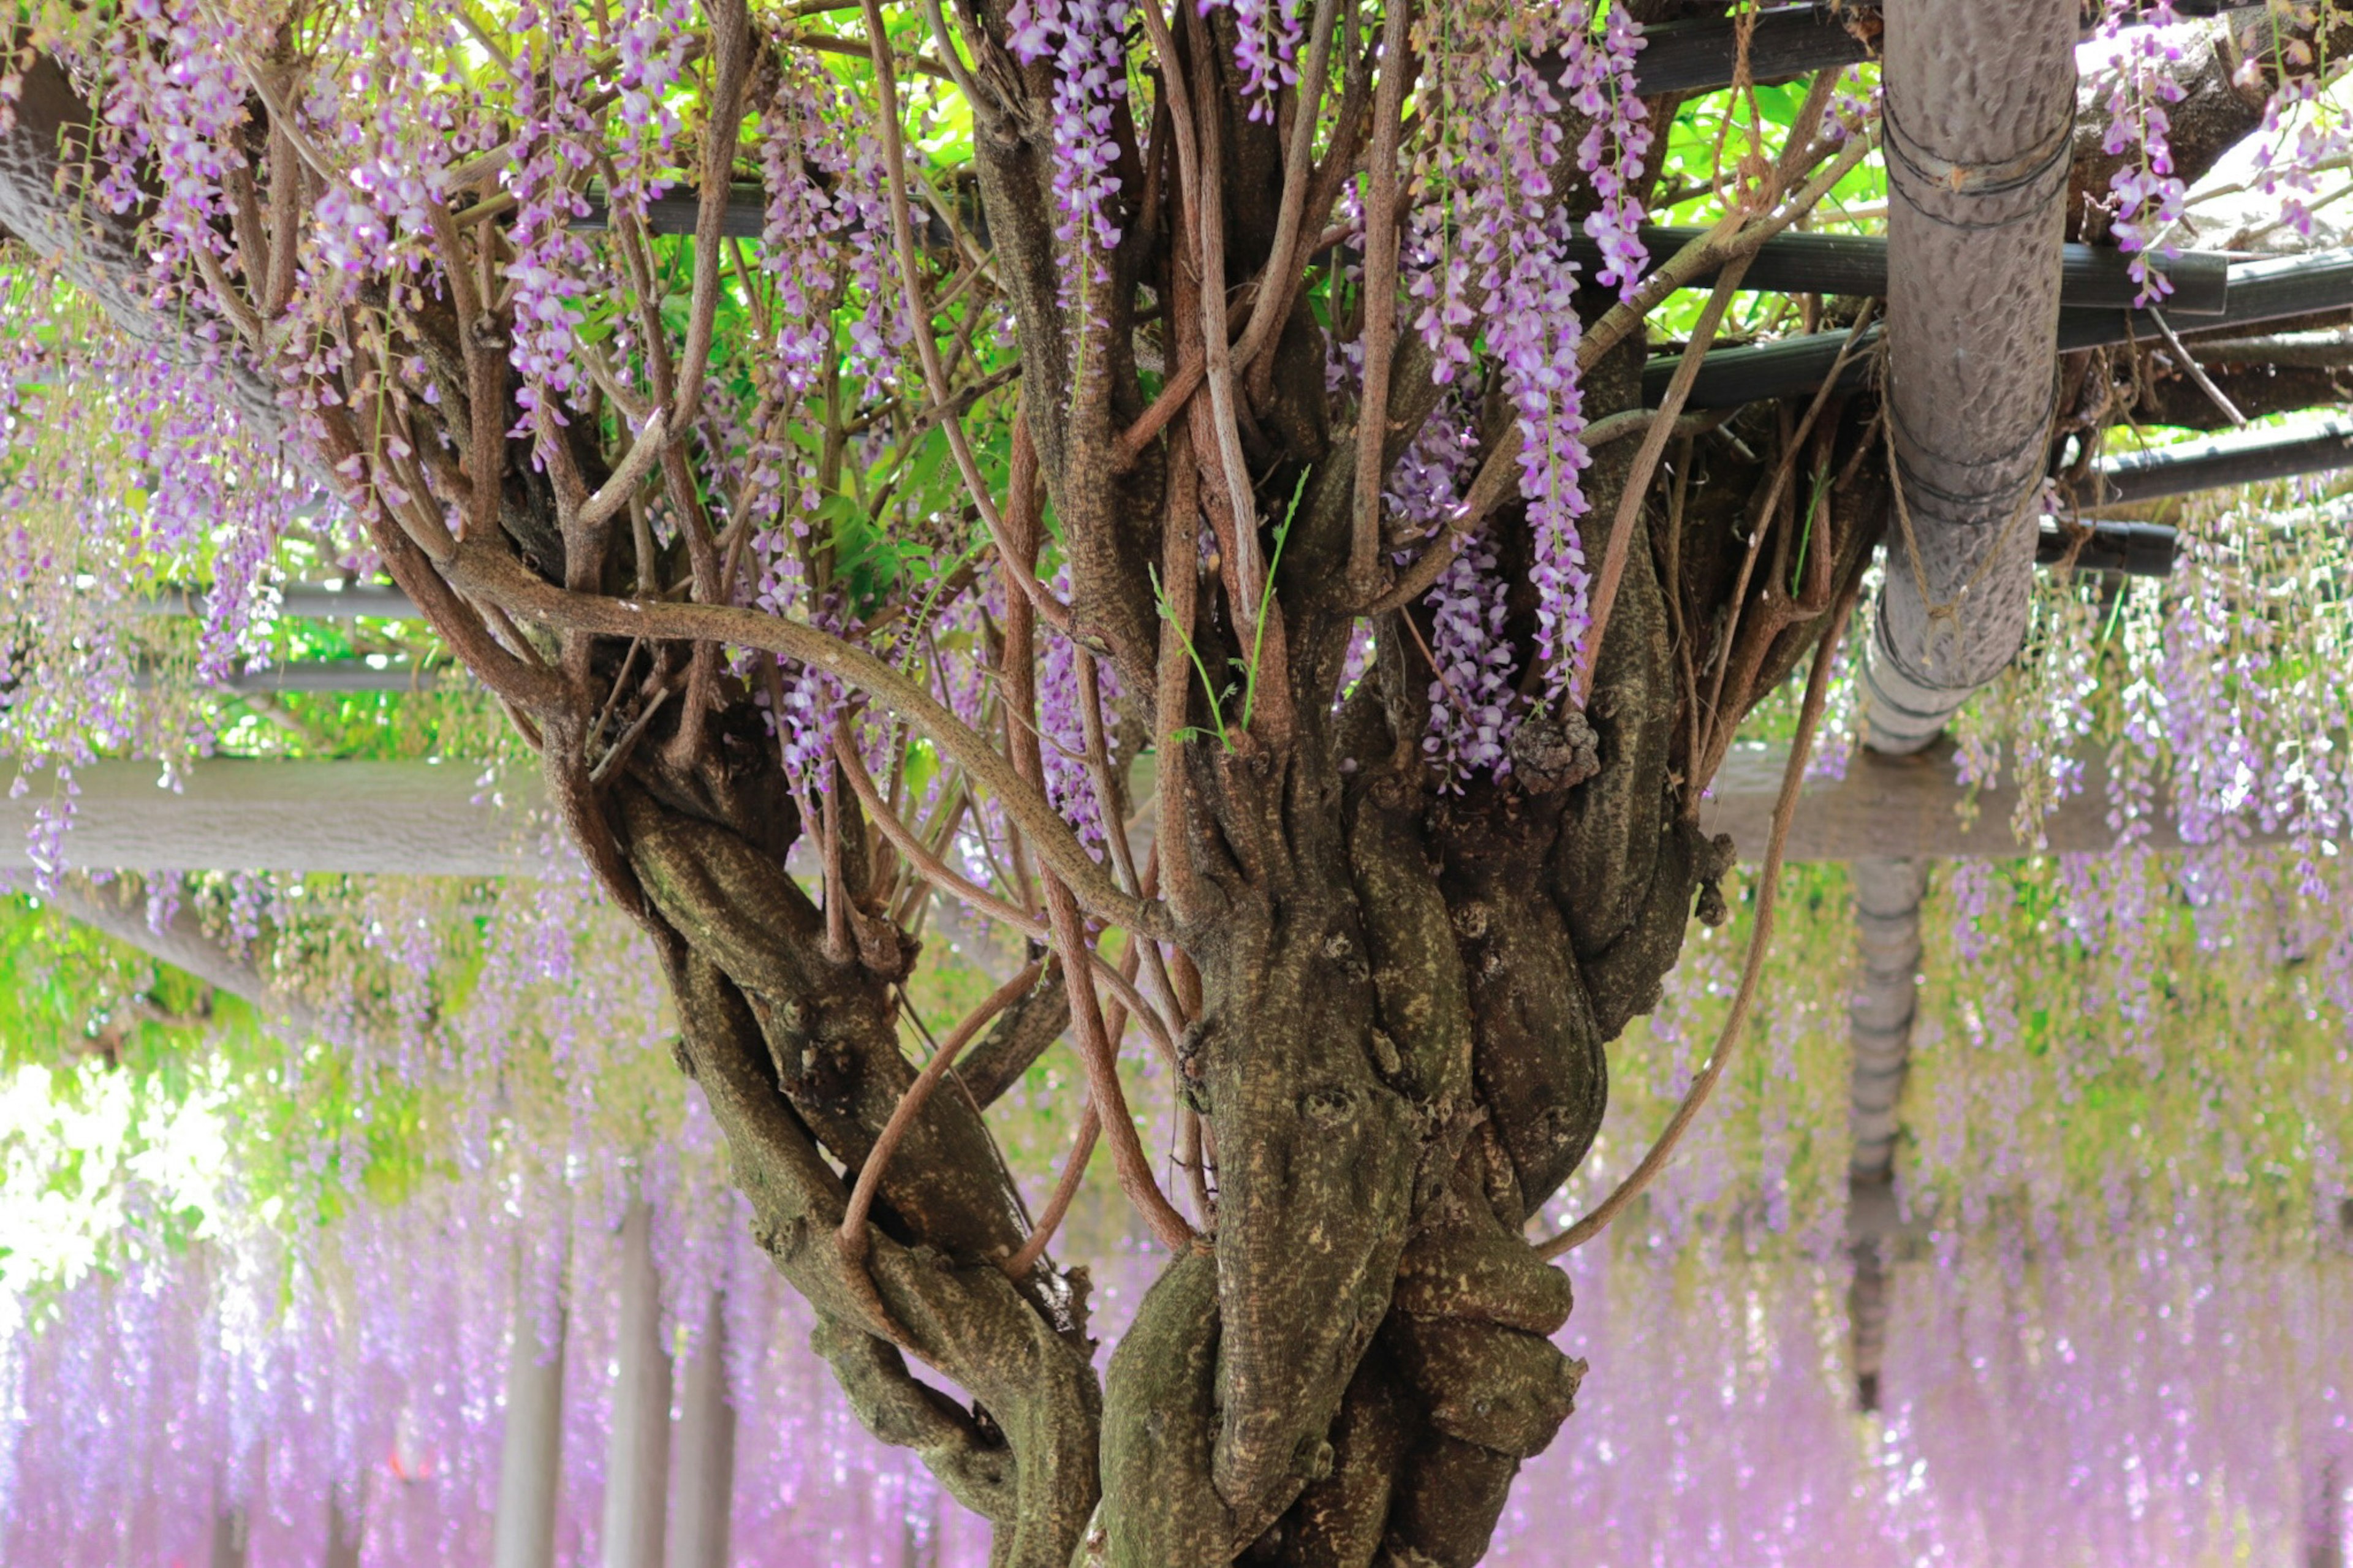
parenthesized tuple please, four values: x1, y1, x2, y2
(492, 1294, 568, 1568)
(665, 1291, 737, 1568)
(1846, 857, 1927, 1413)
(603, 1202, 673, 1568)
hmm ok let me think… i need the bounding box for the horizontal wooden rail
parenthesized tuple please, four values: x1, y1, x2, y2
(1699, 740, 2287, 863)
(132, 583, 421, 619)
(0, 760, 548, 875)
(0, 743, 2293, 883)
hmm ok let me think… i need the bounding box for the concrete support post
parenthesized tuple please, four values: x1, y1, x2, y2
(324, 1479, 365, 1568)
(208, 1494, 249, 1568)
(2313, 1456, 2346, 1568)
(665, 1291, 737, 1568)
(1862, 0, 2078, 752)
(1846, 856, 1927, 1412)
(604, 1202, 673, 1568)
(492, 1293, 568, 1568)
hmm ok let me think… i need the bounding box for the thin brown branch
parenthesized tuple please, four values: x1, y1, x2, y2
(1569, 252, 1754, 708)
(1005, 1102, 1100, 1276)
(1700, 305, 1878, 734)
(1232, 0, 1341, 373)
(1348, 0, 1414, 596)
(452, 541, 1171, 939)
(666, 0, 750, 453)
(1043, 871, 1197, 1252)
(1116, 358, 1203, 468)
(1170, 4, 1267, 641)
(1154, 422, 1208, 925)
(1112, 2, 1211, 472)
(839, 958, 1046, 1262)
(1536, 570, 1863, 1260)
(832, 725, 1178, 1055)
(860, 0, 1039, 623)
(2148, 307, 2247, 427)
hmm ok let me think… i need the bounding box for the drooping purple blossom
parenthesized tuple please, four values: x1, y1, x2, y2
(2097, 0, 2188, 305)
(1196, 0, 1305, 118)
(1562, 2, 1652, 297)
(1421, 524, 1519, 787)
(1005, 0, 1134, 292)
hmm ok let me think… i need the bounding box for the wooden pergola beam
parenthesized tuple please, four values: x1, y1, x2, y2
(0, 759, 544, 876)
(1699, 741, 2284, 863)
(1, 750, 2283, 877)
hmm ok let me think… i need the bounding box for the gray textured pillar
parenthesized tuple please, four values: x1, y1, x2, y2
(324, 1480, 365, 1568)
(493, 1295, 568, 1568)
(665, 1292, 738, 1568)
(604, 1202, 672, 1568)
(208, 1493, 249, 1568)
(2314, 1456, 2346, 1568)
(1863, 0, 2078, 754)
(1847, 857, 1927, 1412)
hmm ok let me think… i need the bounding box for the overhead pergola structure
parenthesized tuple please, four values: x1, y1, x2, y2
(20, 7, 2353, 1558)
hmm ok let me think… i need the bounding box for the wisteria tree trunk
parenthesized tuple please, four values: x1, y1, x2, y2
(4, 2, 2345, 1562)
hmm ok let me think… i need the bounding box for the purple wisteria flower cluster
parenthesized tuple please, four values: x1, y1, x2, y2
(2241, 77, 2353, 242)
(1563, 2, 1653, 297)
(2097, 0, 2188, 305)
(1006, 0, 1135, 289)
(1403, 7, 1647, 774)
(607, 0, 697, 218)
(1421, 526, 1520, 786)
(503, 7, 604, 418)
(1199, 0, 1305, 119)
(1039, 589, 1123, 850)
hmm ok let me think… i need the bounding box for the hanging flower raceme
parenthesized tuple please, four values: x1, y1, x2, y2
(2243, 75, 2353, 243)
(606, 0, 697, 219)
(2097, 0, 2188, 304)
(1421, 525, 1520, 787)
(1038, 578, 1122, 850)
(1005, 0, 1134, 294)
(1561, 0, 1652, 297)
(502, 6, 602, 419)
(1197, 0, 1306, 118)
(87, 0, 246, 289)
(1412, 9, 1605, 738)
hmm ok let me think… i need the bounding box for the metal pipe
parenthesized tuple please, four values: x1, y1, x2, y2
(1860, 0, 2079, 756)
(1581, 224, 2227, 314)
(1660, 244, 2353, 410)
(2034, 517, 2176, 575)
(2090, 417, 2353, 506)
